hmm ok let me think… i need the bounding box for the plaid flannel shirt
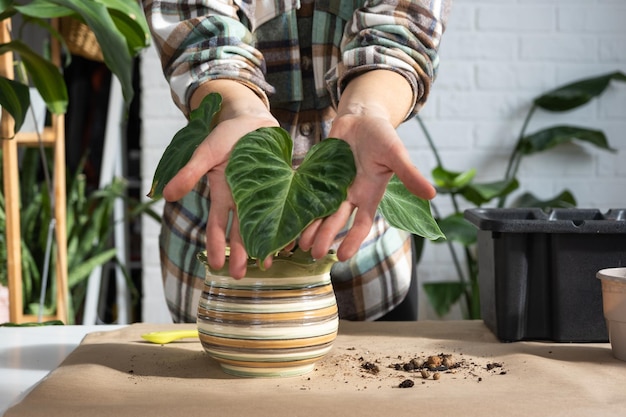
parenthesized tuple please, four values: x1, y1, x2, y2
(143, 0, 450, 322)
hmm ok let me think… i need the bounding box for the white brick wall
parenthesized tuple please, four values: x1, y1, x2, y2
(140, 0, 626, 322)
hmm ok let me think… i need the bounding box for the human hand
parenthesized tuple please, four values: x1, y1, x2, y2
(298, 113, 436, 261)
(162, 81, 278, 278)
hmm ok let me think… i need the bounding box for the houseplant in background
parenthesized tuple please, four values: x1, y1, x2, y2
(0, 149, 162, 324)
(0, 0, 149, 132)
(149, 93, 444, 376)
(419, 71, 626, 319)
(0, 0, 152, 322)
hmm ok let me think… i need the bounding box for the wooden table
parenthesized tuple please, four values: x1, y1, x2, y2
(4, 321, 625, 417)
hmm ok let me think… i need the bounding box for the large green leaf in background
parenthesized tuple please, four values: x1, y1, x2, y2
(378, 175, 444, 241)
(0, 76, 29, 133)
(226, 127, 356, 261)
(148, 93, 222, 199)
(48, 0, 140, 104)
(517, 125, 616, 155)
(0, 0, 150, 126)
(534, 71, 626, 111)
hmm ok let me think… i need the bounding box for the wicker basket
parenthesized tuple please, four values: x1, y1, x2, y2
(59, 17, 103, 62)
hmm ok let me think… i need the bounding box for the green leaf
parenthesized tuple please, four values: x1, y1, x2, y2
(0, 76, 29, 133)
(461, 178, 519, 206)
(435, 213, 477, 246)
(534, 71, 626, 111)
(518, 125, 616, 155)
(378, 175, 444, 241)
(68, 248, 117, 287)
(0, 40, 67, 114)
(103, 0, 151, 54)
(226, 127, 356, 261)
(432, 166, 476, 190)
(13, 0, 73, 18)
(148, 93, 222, 199)
(423, 281, 467, 317)
(46, 0, 146, 105)
(510, 190, 577, 209)
(0, 0, 13, 14)
(55, 1, 131, 98)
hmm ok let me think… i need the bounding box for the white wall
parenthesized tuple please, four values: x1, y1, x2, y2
(140, 0, 626, 322)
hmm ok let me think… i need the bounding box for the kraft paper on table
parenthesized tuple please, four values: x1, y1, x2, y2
(6, 321, 626, 417)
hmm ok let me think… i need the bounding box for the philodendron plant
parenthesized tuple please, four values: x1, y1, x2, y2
(149, 93, 444, 263)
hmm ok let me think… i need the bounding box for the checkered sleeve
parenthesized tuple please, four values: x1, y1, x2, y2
(325, 0, 451, 120)
(141, 0, 275, 116)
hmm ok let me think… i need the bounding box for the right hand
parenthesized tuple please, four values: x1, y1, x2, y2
(162, 81, 279, 279)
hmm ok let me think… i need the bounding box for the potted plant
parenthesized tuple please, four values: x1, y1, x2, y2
(417, 71, 626, 320)
(0, 0, 150, 131)
(0, 1, 151, 323)
(149, 93, 445, 259)
(149, 93, 444, 377)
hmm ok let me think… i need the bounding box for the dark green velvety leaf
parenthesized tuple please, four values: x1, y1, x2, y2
(462, 178, 519, 206)
(423, 281, 467, 317)
(517, 125, 615, 155)
(148, 93, 222, 198)
(534, 71, 626, 111)
(226, 128, 356, 261)
(435, 213, 477, 246)
(0, 76, 29, 133)
(0, 40, 67, 114)
(510, 190, 577, 209)
(378, 175, 444, 240)
(432, 166, 476, 190)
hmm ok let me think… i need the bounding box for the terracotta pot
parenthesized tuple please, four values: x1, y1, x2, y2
(597, 267, 626, 361)
(197, 249, 339, 377)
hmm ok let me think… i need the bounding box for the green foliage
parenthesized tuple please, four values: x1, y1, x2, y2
(420, 71, 625, 319)
(227, 128, 356, 261)
(150, 93, 444, 262)
(148, 93, 222, 199)
(0, 148, 162, 323)
(0, 0, 150, 133)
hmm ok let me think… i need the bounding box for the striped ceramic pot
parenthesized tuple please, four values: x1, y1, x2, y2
(196, 249, 339, 378)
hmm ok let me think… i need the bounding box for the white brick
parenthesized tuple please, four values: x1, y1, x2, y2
(443, 33, 517, 60)
(599, 83, 626, 119)
(434, 62, 474, 91)
(473, 121, 523, 150)
(520, 35, 598, 61)
(445, 4, 474, 32)
(439, 91, 524, 120)
(599, 37, 626, 62)
(558, 6, 626, 34)
(477, 5, 554, 32)
(476, 63, 557, 91)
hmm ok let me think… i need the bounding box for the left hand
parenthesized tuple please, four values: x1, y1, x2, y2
(298, 112, 435, 261)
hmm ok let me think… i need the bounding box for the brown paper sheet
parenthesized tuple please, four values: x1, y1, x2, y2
(6, 321, 626, 417)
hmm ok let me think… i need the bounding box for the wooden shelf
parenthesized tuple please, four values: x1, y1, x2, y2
(1, 18, 68, 324)
(14, 127, 58, 146)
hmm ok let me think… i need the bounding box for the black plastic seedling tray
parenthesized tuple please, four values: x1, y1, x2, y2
(465, 208, 626, 342)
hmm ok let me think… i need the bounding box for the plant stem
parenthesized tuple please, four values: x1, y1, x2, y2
(430, 202, 468, 286)
(504, 104, 535, 180)
(499, 104, 536, 207)
(416, 116, 443, 167)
